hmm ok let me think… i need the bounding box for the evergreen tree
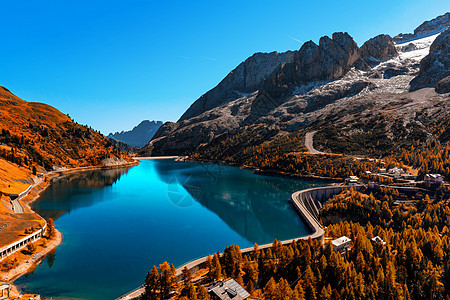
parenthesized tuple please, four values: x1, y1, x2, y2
(46, 218, 56, 238)
(144, 266, 159, 300)
(197, 285, 211, 300)
(263, 277, 278, 300)
(158, 262, 177, 300)
(181, 266, 192, 284)
(211, 253, 222, 280)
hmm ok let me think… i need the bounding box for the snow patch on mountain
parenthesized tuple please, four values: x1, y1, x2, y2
(396, 33, 440, 61)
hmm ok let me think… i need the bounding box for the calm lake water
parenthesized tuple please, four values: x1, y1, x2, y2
(15, 159, 328, 299)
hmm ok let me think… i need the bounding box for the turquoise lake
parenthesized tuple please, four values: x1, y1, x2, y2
(15, 159, 328, 299)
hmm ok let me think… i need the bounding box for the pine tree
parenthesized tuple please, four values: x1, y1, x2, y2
(182, 266, 192, 284)
(46, 218, 56, 238)
(293, 282, 306, 300)
(263, 277, 278, 300)
(206, 254, 213, 281)
(158, 262, 177, 300)
(319, 284, 331, 300)
(212, 253, 222, 280)
(144, 266, 159, 300)
(277, 278, 293, 299)
(197, 285, 211, 300)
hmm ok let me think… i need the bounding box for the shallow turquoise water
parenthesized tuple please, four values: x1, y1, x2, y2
(15, 159, 328, 299)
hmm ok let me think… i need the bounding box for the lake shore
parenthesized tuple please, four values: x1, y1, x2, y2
(0, 159, 140, 297)
(3, 229, 62, 298)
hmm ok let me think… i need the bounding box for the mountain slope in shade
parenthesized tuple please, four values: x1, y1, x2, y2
(108, 120, 163, 148)
(106, 136, 139, 153)
(141, 12, 450, 158)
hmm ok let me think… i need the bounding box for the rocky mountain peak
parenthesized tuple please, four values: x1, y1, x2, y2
(178, 50, 294, 122)
(108, 120, 163, 147)
(360, 34, 398, 65)
(414, 12, 450, 36)
(394, 12, 450, 43)
(264, 32, 364, 97)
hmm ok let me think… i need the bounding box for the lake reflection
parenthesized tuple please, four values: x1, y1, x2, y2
(33, 167, 132, 220)
(16, 159, 328, 300)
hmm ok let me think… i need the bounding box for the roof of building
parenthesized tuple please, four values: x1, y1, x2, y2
(425, 174, 443, 178)
(0, 280, 10, 288)
(331, 236, 351, 247)
(209, 279, 250, 300)
(371, 236, 386, 245)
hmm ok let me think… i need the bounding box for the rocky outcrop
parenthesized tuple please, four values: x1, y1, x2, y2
(410, 29, 450, 92)
(394, 12, 450, 43)
(360, 34, 398, 65)
(436, 76, 450, 93)
(263, 32, 366, 98)
(108, 120, 163, 147)
(179, 51, 294, 121)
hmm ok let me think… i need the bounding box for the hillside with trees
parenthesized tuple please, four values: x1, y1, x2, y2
(0, 86, 132, 260)
(142, 187, 450, 300)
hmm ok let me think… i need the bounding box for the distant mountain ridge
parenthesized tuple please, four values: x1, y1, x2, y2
(140, 12, 450, 158)
(108, 120, 163, 148)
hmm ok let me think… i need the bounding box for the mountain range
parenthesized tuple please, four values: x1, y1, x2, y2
(139, 12, 450, 158)
(108, 120, 163, 148)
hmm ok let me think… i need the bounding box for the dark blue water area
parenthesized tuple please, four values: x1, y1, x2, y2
(15, 159, 329, 299)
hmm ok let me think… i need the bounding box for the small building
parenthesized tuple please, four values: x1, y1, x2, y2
(388, 167, 405, 179)
(379, 168, 387, 174)
(0, 281, 10, 300)
(346, 176, 359, 185)
(331, 236, 351, 252)
(209, 279, 250, 300)
(389, 167, 405, 175)
(371, 236, 386, 245)
(424, 174, 444, 184)
(365, 171, 372, 175)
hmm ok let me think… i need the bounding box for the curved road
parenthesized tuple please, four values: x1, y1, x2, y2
(305, 131, 324, 154)
(11, 199, 24, 213)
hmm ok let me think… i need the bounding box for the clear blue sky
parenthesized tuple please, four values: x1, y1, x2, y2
(1, 0, 448, 134)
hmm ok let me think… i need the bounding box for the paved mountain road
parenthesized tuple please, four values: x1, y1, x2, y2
(305, 131, 324, 154)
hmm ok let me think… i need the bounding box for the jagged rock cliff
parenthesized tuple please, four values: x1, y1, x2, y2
(410, 29, 450, 93)
(360, 34, 398, 65)
(262, 32, 367, 99)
